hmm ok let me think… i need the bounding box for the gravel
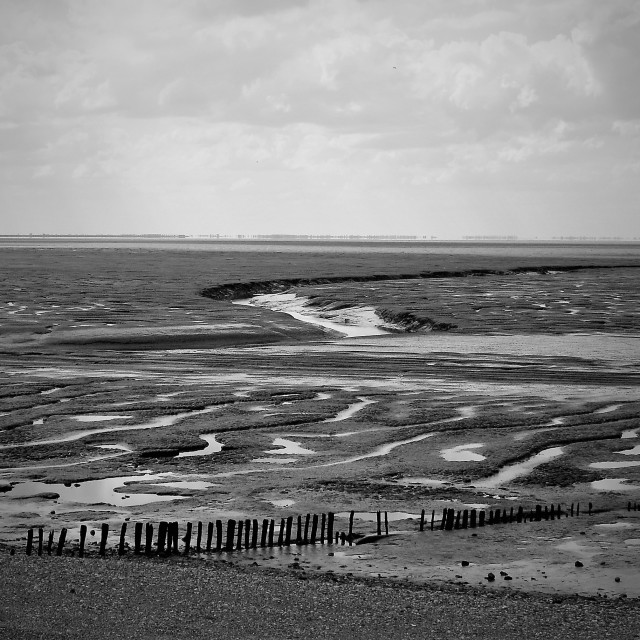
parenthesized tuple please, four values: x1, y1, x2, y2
(1, 553, 639, 639)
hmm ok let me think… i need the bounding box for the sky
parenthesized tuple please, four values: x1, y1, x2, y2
(0, 0, 639, 239)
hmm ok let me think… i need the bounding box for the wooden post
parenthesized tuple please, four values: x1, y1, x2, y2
(335, 532, 339, 544)
(516, 506, 523, 523)
(558, 504, 563, 518)
(134, 522, 143, 554)
(420, 509, 425, 532)
(251, 519, 259, 549)
(216, 520, 223, 551)
(384, 511, 389, 536)
(38, 528, 43, 556)
(268, 519, 275, 547)
(79, 524, 87, 557)
(440, 509, 447, 530)
(628, 501, 631, 512)
(589, 502, 592, 515)
(173, 522, 180, 553)
(431, 510, 435, 531)
(349, 511, 355, 537)
(340, 532, 346, 545)
(479, 511, 485, 527)
(236, 520, 243, 551)
(303, 514, 310, 544)
(509, 507, 514, 523)
(225, 520, 236, 551)
(285, 516, 293, 546)
(488, 510, 494, 525)
(310, 514, 318, 544)
(446, 509, 455, 531)
(196, 521, 203, 553)
(576, 503, 580, 516)
(294, 515, 301, 545)
(120, 522, 129, 556)
(571, 503, 574, 516)
(277, 519, 284, 547)
(56, 528, 67, 556)
(535, 505, 542, 521)
(320, 513, 326, 544)
(26, 529, 33, 556)
(462, 510, 469, 529)
(47, 530, 54, 555)
(550, 505, 556, 520)
(206, 522, 214, 552)
(376, 511, 382, 536)
(99, 523, 108, 556)
(245, 519, 251, 549)
(470, 509, 477, 528)
(454, 511, 461, 529)
(260, 519, 269, 547)
(145, 523, 153, 556)
(327, 512, 334, 544)
(544, 506, 549, 521)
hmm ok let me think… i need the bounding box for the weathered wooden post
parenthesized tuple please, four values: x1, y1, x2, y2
(550, 505, 555, 520)
(589, 502, 592, 515)
(99, 523, 109, 556)
(235, 520, 243, 551)
(462, 510, 469, 529)
(134, 522, 143, 554)
(196, 521, 203, 553)
(225, 520, 236, 551)
(340, 532, 346, 545)
(277, 519, 284, 547)
(544, 506, 549, 521)
(454, 511, 461, 529)
(182, 522, 191, 555)
(440, 509, 447, 530)
(119, 522, 128, 556)
(420, 509, 425, 532)
(509, 507, 514, 523)
(251, 519, 259, 549)
(56, 528, 67, 556)
(376, 511, 382, 536)
(304, 514, 310, 544)
(446, 509, 455, 531)
(296, 515, 302, 545)
(576, 503, 580, 516)
(79, 524, 87, 557)
(206, 522, 214, 552)
(145, 523, 153, 556)
(479, 510, 485, 527)
(216, 520, 223, 551)
(47, 530, 54, 555)
(310, 514, 318, 544)
(261, 519, 269, 547)
(26, 529, 33, 556)
(245, 519, 251, 549)
(384, 512, 389, 536)
(285, 516, 293, 546)
(430, 510, 435, 531)
(470, 509, 477, 528)
(327, 512, 334, 544)
(535, 505, 542, 521)
(349, 511, 355, 538)
(268, 519, 275, 547)
(488, 510, 494, 525)
(571, 503, 575, 516)
(320, 513, 326, 544)
(38, 528, 43, 556)
(516, 506, 523, 523)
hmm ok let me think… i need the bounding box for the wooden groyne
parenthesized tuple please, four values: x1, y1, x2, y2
(17, 501, 600, 558)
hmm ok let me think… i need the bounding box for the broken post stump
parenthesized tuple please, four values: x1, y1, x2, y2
(251, 519, 259, 549)
(349, 511, 355, 537)
(420, 509, 425, 532)
(196, 521, 203, 553)
(206, 522, 214, 552)
(245, 519, 251, 549)
(260, 519, 269, 548)
(236, 520, 243, 551)
(216, 520, 223, 551)
(268, 519, 275, 547)
(38, 528, 43, 556)
(56, 528, 67, 556)
(99, 523, 109, 556)
(327, 512, 334, 544)
(134, 522, 143, 554)
(225, 520, 236, 552)
(119, 522, 129, 556)
(310, 514, 318, 544)
(376, 511, 382, 536)
(320, 513, 326, 544)
(79, 524, 87, 557)
(145, 523, 153, 556)
(285, 516, 293, 546)
(47, 530, 54, 555)
(26, 529, 33, 556)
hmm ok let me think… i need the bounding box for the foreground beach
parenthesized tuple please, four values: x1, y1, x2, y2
(2, 552, 639, 640)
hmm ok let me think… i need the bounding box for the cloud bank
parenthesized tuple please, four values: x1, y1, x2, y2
(1, 0, 639, 237)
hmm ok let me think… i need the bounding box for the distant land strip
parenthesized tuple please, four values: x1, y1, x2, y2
(201, 264, 640, 301)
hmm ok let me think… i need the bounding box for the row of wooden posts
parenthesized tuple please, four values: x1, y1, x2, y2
(24, 511, 382, 557)
(23, 502, 593, 557)
(419, 502, 592, 532)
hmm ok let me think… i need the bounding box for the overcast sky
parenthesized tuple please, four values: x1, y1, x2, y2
(1, 0, 639, 238)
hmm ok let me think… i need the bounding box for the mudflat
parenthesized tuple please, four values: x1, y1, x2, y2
(1, 239, 640, 635)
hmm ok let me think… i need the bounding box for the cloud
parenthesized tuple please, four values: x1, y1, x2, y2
(0, 0, 638, 237)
